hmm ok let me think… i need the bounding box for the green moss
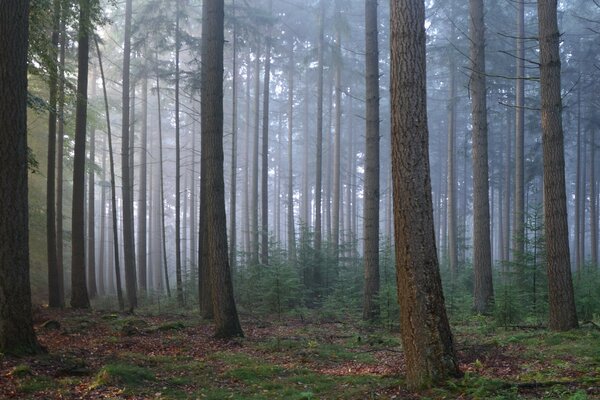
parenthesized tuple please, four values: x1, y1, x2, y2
(18, 376, 56, 394)
(11, 364, 32, 378)
(91, 363, 154, 389)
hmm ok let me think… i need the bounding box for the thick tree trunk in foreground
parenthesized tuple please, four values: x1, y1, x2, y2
(362, 0, 380, 322)
(537, 0, 578, 331)
(390, 0, 461, 388)
(0, 0, 42, 355)
(201, 0, 243, 338)
(71, 0, 91, 309)
(469, 0, 494, 314)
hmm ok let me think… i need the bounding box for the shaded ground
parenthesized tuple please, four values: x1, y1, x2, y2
(1, 308, 599, 399)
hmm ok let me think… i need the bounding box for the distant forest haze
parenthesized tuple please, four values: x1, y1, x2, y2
(1, 0, 600, 395)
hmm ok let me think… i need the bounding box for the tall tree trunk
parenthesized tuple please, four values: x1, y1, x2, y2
(47, 0, 61, 308)
(302, 78, 311, 229)
(390, 0, 460, 388)
(502, 108, 511, 262)
(229, 1, 238, 271)
(332, 0, 342, 260)
(261, 0, 273, 265)
(155, 72, 171, 298)
(87, 84, 97, 299)
(537, 0, 578, 331)
(121, 0, 137, 310)
(243, 65, 251, 259)
(314, 0, 325, 255)
(56, 7, 67, 306)
(0, 0, 42, 355)
(362, 0, 380, 322)
(71, 0, 91, 309)
(469, 0, 494, 314)
(446, 22, 458, 276)
(201, 0, 243, 338)
(174, 0, 184, 305)
(513, 0, 525, 261)
(98, 136, 107, 296)
(137, 69, 148, 295)
(96, 37, 125, 311)
(575, 85, 582, 272)
(251, 39, 261, 265)
(591, 128, 598, 267)
(287, 41, 296, 261)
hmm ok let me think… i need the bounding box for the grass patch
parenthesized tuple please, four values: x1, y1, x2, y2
(17, 376, 56, 394)
(91, 363, 154, 389)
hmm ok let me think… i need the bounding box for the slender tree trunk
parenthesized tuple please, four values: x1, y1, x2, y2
(287, 41, 296, 261)
(446, 24, 458, 276)
(87, 86, 97, 299)
(261, 0, 273, 265)
(251, 39, 261, 265)
(98, 136, 107, 296)
(71, 0, 91, 309)
(575, 85, 582, 272)
(201, 0, 243, 337)
(137, 69, 148, 295)
(469, 0, 494, 314)
(390, 0, 460, 388)
(121, 0, 137, 310)
(513, 0, 525, 261)
(591, 128, 598, 267)
(537, 0, 578, 331)
(96, 38, 125, 311)
(174, 0, 184, 305)
(503, 108, 511, 262)
(47, 0, 61, 308)
(229, 2, 238, 271)
(332, 0, 342, 260)
(302, 78, 311, 229)
(362, 0, 380, 322)
(56, 8, 67, 306)
(155, 72, 171, 298)
(314, 0, 325, 255)
(243, 65, 251, 259)
(0, 0, 42, 355)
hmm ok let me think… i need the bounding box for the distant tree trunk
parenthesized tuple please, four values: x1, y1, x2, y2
(174, 0, 184, 305)
(261, 0, 273, 265)
(56, 8, 67, 306)
(251, 39, 261, 265)
(446, 24, 458, 276)
(47, 0, 61, 308)
(390, 0, 460, 388)
(243, 65, 251, 259)
(201, 0, 243, 338)
(71, 0, 91, 309)
(314, 0, 325, 256)
(332, 0, 342, 260)
(0, 0, 42, 355)
(362, 0, 380, 322)
(575, 86, 582, 272)
(590, 128, 598, 267)
(96, 37, 125, 310)
(155, 72, 171, 298)
(537, 0, 578, 331)
(98, 136, 107, 296)
(229, 2, 238, 271)
(137, 69, 148, 295)
(287, 41, 297, 261)
(469, 0, 494, 314)
(502, 109, 511, 262)
(513, 0, 525, 261)
(121, 0, 137, 310)
(87, 89, 97, 299)
(302, 78, 311, 229)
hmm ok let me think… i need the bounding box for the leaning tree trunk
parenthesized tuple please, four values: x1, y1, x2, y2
(469, 0, 493, 314)
(71, 0, 91, 309)
(537, 0, 578, 331)
(0, 0, 42, 355)
(390, 0, 461, 388)
(362, 0, 380, 322)
(201, 0, 243, 338)
(96, 37, 125, 311)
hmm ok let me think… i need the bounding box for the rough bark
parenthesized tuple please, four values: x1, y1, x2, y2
(121, 0, 137, 310)
(362, 0, 380, 322)
(71, 0, 91, 309)
(469, 0, 494, 314)
(0, 0, 42, 355)
(201, 0, 243, 337)
(537, 0, 578, 331)
(390, 0, 461, 388)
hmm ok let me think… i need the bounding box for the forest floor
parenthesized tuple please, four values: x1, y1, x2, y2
(1, 308, 600, 399)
